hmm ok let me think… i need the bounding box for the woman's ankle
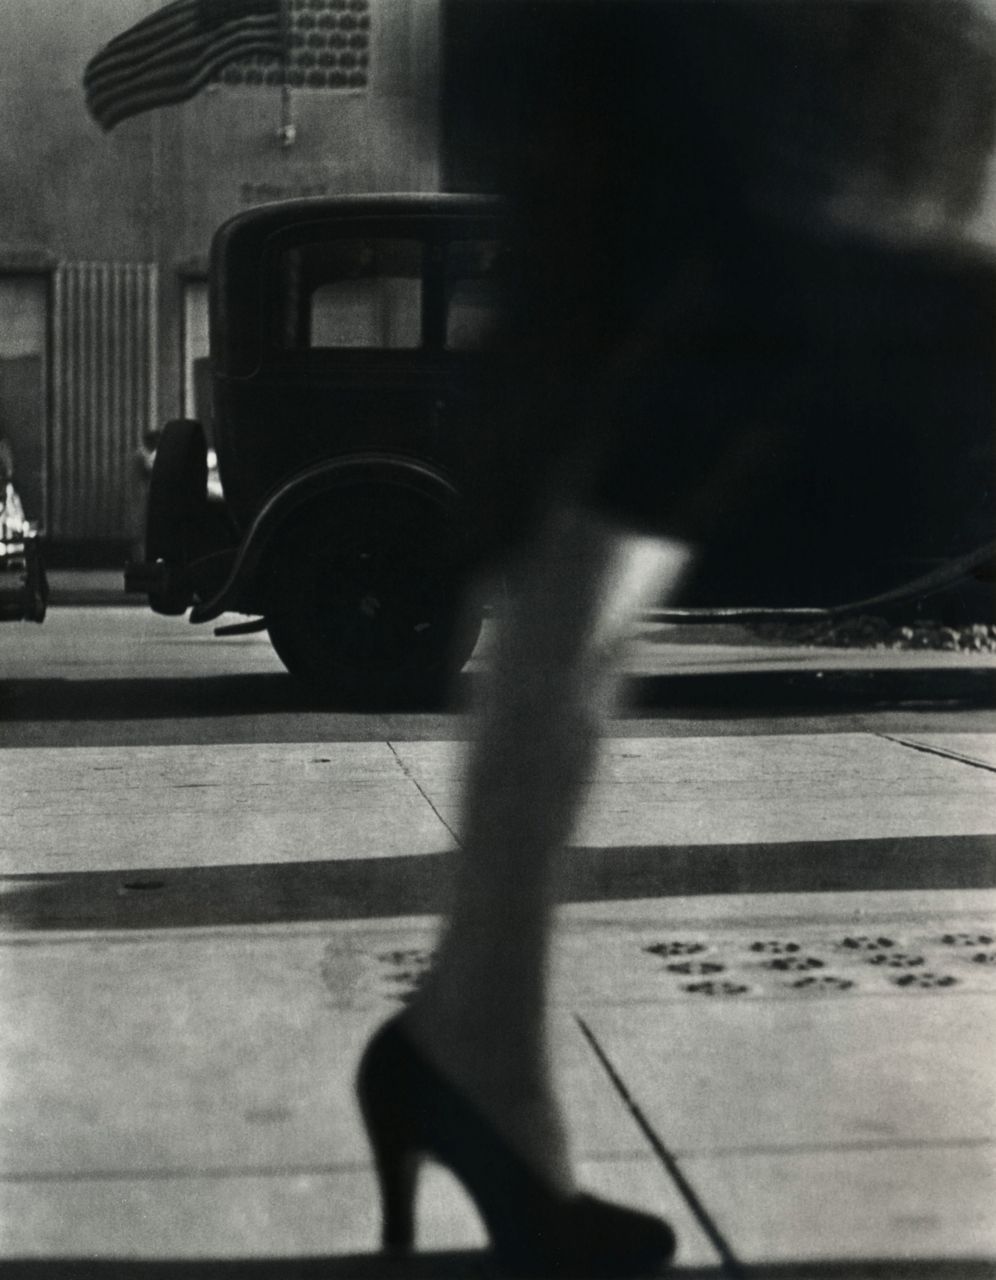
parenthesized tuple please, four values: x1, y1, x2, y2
(397, 1002, 575, 1193)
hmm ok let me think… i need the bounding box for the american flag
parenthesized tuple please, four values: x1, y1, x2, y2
(84, 0, 286, 132)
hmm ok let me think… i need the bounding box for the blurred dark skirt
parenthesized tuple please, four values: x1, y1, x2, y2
(586, 229, 994, 600)
(445, 1, 995, 592)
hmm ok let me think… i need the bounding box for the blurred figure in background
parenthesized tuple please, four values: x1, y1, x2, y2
(357, 5, 996, 1275)
(0, 437, 26, 546)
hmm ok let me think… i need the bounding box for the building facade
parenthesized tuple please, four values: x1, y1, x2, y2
(0, 0, 440, 556)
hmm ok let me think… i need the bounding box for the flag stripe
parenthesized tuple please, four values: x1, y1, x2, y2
(88, 47, 284, 127)
(86, 16, 279, 106)
(83, 0, 282, 131)
(92, 0, 198, 64)
(85, 13, 202, 95)
(92, 31, 284, 115)
(94, 38, 285, 130)
(200, 0, 282, 30)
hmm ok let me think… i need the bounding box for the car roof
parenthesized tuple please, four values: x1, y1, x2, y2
(209, 193, 508, 376)
(213, 192, 506, 257)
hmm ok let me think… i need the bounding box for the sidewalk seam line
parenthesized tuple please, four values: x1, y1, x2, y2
(0, 1162, 368, 1185)
(574, 1013, 745, 1278)
(876, 733, 996, 775)
(386, 741, 461, 846)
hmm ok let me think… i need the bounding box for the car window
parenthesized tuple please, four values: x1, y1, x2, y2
(279, 237, 423, 350)
(445, 239, 508, 350)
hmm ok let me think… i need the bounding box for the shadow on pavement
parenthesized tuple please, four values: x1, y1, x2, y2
(0, 675, 326, 720)
(1, 666, 993, 723)
(0, 1256, 993, 1279)
(4, 834, 994, 931)
(623, 667, 996, 716)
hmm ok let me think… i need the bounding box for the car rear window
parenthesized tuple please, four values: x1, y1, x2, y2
(278, 237, 423, 350)
(445, 239, 508, 350)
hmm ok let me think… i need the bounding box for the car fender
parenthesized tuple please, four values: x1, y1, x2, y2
(189, 452, 463, 623)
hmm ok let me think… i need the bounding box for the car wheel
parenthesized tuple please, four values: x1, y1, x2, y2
(263, 477, 480, 707)
(146, 419, 208, 615)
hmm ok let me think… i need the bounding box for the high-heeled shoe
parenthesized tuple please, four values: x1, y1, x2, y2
(356, 1015, 676, 1277)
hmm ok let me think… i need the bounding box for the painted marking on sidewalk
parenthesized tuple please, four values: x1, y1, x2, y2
(359, 918, 996, 1009)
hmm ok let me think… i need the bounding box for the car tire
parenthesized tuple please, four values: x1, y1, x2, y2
(263, 474, 481, 708)
(145, 419, 208, 615)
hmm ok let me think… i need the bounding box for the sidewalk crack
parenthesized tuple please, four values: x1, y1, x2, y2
(575, 1014, 745, 1278)
(877, 733, 996, 775)
(386, 741, 462, 846)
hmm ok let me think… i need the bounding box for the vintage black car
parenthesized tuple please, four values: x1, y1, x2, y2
(127, 192, 994, 699)
(127, 194, 508, 703)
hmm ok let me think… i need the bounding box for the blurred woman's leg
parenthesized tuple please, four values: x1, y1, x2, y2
(403, 504, 695, 1188)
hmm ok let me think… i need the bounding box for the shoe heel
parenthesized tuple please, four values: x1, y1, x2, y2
(357, 1016, 676, 1275)
(357, 1047, 420, 1252)
(372, 1132, 419, 1252)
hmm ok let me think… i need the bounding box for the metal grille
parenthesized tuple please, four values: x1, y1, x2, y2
(51, 262, 158, 540)
(219, 0, 371, 91)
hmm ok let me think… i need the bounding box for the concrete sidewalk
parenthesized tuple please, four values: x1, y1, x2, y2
(2, 888, 995, 1276)
(4, 733, 996, 878)
(2, 731, 995, 1275)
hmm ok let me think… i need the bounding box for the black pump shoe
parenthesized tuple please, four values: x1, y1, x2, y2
(356, 1016, 676, 1277)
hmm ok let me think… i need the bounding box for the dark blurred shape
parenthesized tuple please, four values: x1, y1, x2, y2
(441, 1, 996, 604)
(0, 435, 47, 622)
